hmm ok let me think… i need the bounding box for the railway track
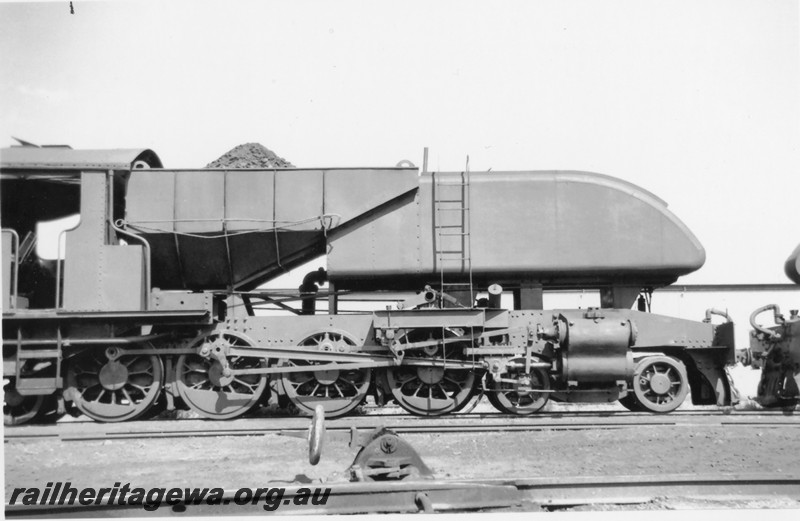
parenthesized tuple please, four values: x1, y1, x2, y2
(6, 473, 800, 516)
(6, 408, 799, 515)
(25, 406, 796, 422)
(6, 409, 800, 443)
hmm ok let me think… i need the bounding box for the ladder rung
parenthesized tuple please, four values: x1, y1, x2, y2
(18, 349, 60, 359)
(437, 173, 472, 298)
(15, 378, 61, 394)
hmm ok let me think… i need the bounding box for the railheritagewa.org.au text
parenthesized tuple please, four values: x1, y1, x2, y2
(8, 482, 331, 511)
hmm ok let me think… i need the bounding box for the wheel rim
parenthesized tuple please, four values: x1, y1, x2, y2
(280, 331, 370, 419)
(175, 332, 268, 420)
(488, 360, 549, 415)
(632, 356, 689, 413)
(3, 379, 44, 426)
(382, 329, 476, 416)
(66, 349, 163, 422)
(37, 394, 65, 424)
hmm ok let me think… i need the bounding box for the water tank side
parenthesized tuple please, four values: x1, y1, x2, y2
(329, 170, 706, 289)
(461, 171, 705, 278)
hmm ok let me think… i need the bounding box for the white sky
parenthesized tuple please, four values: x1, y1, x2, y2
(1, 0, 799, 285)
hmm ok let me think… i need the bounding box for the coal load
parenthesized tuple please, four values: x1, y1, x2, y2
(205, 143, 294, 168)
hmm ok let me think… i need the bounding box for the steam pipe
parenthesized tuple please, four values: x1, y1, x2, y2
(299, 268, 328, 315)
(703, 308, 732, 323)
(749, 304, 785, 341)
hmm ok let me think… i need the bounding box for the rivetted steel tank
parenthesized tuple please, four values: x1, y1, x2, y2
(325, 170, 705, 290)
(124, 167, 705, 291)
(124, 166, 419, 290)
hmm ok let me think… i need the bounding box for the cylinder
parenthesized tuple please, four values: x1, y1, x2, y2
(559, 315, 635, 383)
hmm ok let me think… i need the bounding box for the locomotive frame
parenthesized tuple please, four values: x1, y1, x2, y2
(2, 145, 737, 424)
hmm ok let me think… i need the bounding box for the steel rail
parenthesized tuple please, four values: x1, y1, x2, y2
(498, 473, 800, 508)
(4, 407, 796, 429)
(14, 407, 796, 422)
(6, 413, 799, 443)
(5, 473, 800, 516)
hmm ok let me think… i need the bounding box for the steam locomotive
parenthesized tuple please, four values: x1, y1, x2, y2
(739, 244, 800, 407)
(2, 144, 746, 424)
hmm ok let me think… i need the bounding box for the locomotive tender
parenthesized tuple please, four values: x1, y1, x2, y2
(2, 144, 737, 424)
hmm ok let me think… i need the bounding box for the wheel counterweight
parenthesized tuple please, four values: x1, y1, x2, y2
(280, 330, 371, 419)
(175, 332, 268, 420)
(65, 347, 163, 422)
(380, 329, 477, 416)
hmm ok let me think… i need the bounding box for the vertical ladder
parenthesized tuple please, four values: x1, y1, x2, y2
(14, 326, 63, 395)
(433, 157, 474, 308)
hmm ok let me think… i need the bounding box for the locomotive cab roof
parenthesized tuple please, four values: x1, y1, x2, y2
(0, 145, 162, 180)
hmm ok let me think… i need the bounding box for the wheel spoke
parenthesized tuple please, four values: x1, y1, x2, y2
(233, 377, 256, 391)
(288, 374, 315, 386)
(68, 352, 164, 422)
(487, 360, 549, 415)
(443, 376, 464, 387)
(175, 338, 266, 420)
(632, 357, 688, 413)
(280, 331, 368, 418)
(397, 373, 417, 386)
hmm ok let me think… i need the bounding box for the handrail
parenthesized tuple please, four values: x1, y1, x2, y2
(55, 230, 65, 309)
(749, 304, 785, 342)
(111, 219, 151, 311)
(2, 228, 19, 308)
(109, 168, 151, 311)
(53, 202, 82, 309)
(703, 308, 732, 324)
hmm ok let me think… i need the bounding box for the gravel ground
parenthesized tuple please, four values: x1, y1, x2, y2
(5, 408, 800, 512)
(5, 365, 799, 512)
